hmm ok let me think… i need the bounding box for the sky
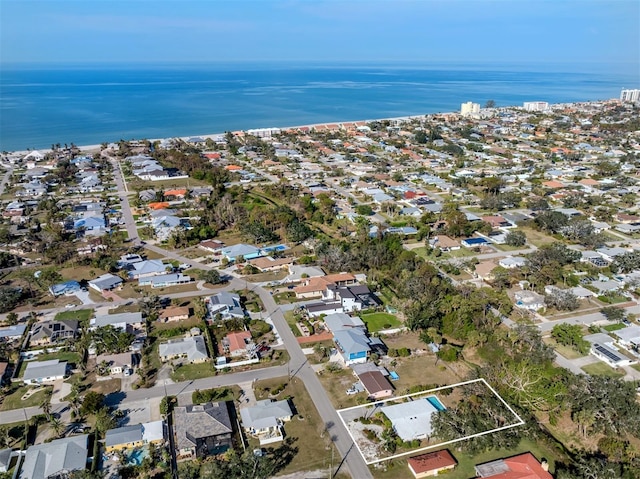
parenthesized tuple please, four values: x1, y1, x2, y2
(1, 0, 639, 69)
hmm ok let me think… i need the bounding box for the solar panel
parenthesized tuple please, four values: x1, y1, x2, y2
(593, 343, 623, 363)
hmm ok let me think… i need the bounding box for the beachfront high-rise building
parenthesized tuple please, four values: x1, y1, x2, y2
(460, 102, 480, 117)
(620, 89, 640, 102)
(523, 101, 550, 112)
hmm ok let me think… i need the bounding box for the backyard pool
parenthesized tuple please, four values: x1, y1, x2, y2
(426, 395, 446, 412)
(125, 448, 149, 466)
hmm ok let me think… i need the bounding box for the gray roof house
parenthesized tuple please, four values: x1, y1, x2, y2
(105, 420, 164, 451)
(324, 312, 366, 333)
(30, 320, 78, 345)
(91, 312, 144, 331)
(23, 359, 68, 385)
(128, 259, 168, 279)
(207, 292, 245, 320)
(0, 324, 27, 341)
(88, 273, 123, 292)
(174, 402, 233, 460)
(381, 397, 443, 441)
(333, 329, 371, 365)
(240, 399, 293, 445)
(0, 448, 11, 473)
(159, 335, 208, 363)
(20, 434, 88, 479)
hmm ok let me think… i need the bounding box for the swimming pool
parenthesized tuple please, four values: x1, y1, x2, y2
(426, 395, 446, 411)
(262, 244, 288, 253)
(125, 448, 148, 466)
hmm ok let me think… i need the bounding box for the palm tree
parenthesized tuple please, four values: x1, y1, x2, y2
(50, 417, 65, 438)
(40, 388, 53, 421)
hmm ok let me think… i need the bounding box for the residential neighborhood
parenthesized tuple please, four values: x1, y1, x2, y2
(0, 95, 640, 478)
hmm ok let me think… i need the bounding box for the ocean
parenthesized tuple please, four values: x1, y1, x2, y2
(0, 62, 637, 152)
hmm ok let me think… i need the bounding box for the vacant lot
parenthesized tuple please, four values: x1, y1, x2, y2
(0, 385, 52, 411)
(581, 362, 625, 378)
(171, 362, 217, 382)
(253, 377, 340, 476)
(54, 309, 94, 323)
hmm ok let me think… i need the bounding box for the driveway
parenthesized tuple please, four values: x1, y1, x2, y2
(73, 290, 94, 305)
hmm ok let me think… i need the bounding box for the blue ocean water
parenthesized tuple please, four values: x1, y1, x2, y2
(0, 62, 637, 151)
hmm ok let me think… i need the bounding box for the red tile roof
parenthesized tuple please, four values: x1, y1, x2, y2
(408, 450, 457, 475)
(475, 453, 552, 479)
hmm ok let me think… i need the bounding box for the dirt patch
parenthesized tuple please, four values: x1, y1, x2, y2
(297, 332, 333, 344)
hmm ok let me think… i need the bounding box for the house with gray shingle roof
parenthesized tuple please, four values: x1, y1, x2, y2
(159, 335, 208, 363)
(173, 402, 232, 460)
(240, 399, 293, 445)
(20, 435, 89, 479)
(23, 359, 68, 385)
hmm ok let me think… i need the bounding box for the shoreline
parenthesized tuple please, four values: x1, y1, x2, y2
(2, 98, 620, 157)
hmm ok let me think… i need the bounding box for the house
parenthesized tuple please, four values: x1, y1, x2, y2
(408, 450, 457, 478)
(221, 331, 254, 358)
(430, 235, 461, 252)
(248, 256, 294, 272)
(293, 273, 357, 299)
(358, 370, 394, 399)
(220, 243, 262, 262)
(95, 352, 136, 375)
(596, 246, 628, 262)
(30, 320, 79, 345)
(474, 260, 497, 280)
(514, 290, 545, 311)
(19, 434, 89, 479)
(481, 215, 513, 229)
(88, 273, 123, 292)
(207, 292, 245, 320)
(159, 335, 209, 363)
(240, 399, 293, 445)
(380, 396, 445, 441)
(461, 237, 490, 248)
(173, 402, 233, 460)
(333, 329, 371, 365)
(474, 452, 552, 479)
(138, 273, 191, 288)
(159, 306, 190, 323)
(498, 256, 527, 269)
(104, 421, 164, 453)
(614, 325, 640, 352)
(590, 342, 635, 367)
(0, 447, 11, 473)
(323, 313, 366, 333)
(0, 324, 27, 342)
(23, 359, 67, 385)
(198, 239, 225, 253)
(127, 260, 169, 279)
(49, 280, 81, 297)
(91, 312, 144, 331)
(322, 284, 382, 312)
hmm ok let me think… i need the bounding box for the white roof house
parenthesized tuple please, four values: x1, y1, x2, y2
(498, 256, 527, 269)
(158, 335, 209, 363)
(207, 292, 245, 320)
(88, 273, 123, 292)
(380, 397, 442, 441)
(91, 312, 144, 330)
(128, 260, 168, 279)
(20, 435, 88, 479)
(23, 359, 67, 385)
(615, 325, 640, 350)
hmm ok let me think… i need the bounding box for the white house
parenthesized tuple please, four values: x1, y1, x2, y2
(23, 360, 67, 385)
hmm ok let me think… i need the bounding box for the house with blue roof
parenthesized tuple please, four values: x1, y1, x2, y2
(220, 243, 262, 262)
(333, 329, 371, 365)
(49, 280, 81, 297)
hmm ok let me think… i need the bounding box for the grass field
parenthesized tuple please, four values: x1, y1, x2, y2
(18, 351, 81, 377)
(581, 362, 625, 378)
(603, 323, 626, 332)
(54, 309, 94, 323)
(171, 362, 217, 382)
(0, 385, 52, 411)
(253, 376, 340, 476)
(360, 312, 401, 333)
(284, 310, 301, 337)
(544, 338, 585, 360)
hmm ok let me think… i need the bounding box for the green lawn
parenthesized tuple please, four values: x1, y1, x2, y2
(54, 309, 94, 323)
(632, 364, 640, 373)
(272, 291, 298, 305)
(360, 312, 402, 333)
(171, 362, 217, 382)
(581, 362, 625, 378)
(0, 385, 53, 411)
(603, 323, 626, 332)
(284, 310, 301, 337)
